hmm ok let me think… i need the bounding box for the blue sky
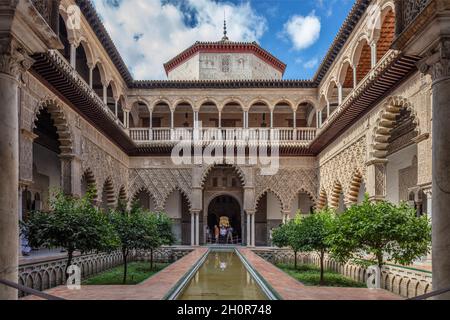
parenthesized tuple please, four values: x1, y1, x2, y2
(92, 0, 354, 80)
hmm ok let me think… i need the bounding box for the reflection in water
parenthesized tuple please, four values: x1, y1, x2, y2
(178, 251, 267, 300)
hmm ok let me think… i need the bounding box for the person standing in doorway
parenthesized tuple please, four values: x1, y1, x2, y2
(227, 226, 234, 244)
(214, 225, 219, 244)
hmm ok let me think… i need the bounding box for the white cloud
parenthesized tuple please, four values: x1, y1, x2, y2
(282, 12, 321, 51)
(91, 0, 267, 80)
(304, 57, 319, 69)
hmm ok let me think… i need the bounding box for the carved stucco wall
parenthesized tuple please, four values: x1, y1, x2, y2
(20, 72, 129, 200)
(254, 167, 318, 212)
(319, 137, 367, 206)
(80, 138, 128, 201)
(128, 168, 193, 211)
(317, 72, 432, 205)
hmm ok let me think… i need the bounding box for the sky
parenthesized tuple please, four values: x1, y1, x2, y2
(91, 0, 355, 80)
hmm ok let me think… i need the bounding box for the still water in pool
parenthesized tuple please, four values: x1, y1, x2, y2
(178, 251, 267, 300)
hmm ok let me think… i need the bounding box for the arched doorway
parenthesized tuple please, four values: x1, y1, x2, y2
(32, 108, 62, 211)
(202, 164, 245, 245)
(207, 195, 242, 244)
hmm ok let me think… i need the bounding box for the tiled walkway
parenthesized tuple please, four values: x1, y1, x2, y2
(238, 248, 401, 300)
(23, 248, 208, 300)
(24, 247, 400, 300)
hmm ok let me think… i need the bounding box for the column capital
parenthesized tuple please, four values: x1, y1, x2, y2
(0, 40, 34, 79)
(245, 210, 256, 215)
(417, 37, 450, 83)
(189, 209, 201, 215)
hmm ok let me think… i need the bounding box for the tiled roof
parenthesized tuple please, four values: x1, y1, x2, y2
(163, 40, 287, 75)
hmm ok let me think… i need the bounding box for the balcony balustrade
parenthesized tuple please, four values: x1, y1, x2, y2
(128, 127, 317, 145)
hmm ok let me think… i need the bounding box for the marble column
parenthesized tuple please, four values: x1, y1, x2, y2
(191, 211, 195, 246)
(337, 83, 343, 105)
(195, 212, 200, 246)
(353, 66, 357, 88)
(102, 85, 107, 105)
(370, 41, 377, 68)
(246, 213, 251, 246)
(88, 66, 93, 88)
(250, 212, 256, 247)
(0, 49, 27, 299)
(60, 155, 82, 197)
(366, 159, 387, 201)
(419, 39, 450, 299)
(70, 43, 76, 69)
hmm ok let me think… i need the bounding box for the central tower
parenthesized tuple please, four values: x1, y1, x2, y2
(164, 20, 286, 81)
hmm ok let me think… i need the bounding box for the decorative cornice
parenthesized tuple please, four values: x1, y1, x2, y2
(131, 79, 316, 89)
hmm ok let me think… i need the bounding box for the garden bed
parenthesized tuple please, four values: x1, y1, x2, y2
(83, 262, 169, 285)
(276, 263, 366, 288)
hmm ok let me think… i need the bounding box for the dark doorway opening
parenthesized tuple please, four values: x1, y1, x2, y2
(207, 195, 241, 244)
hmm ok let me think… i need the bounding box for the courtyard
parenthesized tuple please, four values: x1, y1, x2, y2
(1, 0, 450, 304)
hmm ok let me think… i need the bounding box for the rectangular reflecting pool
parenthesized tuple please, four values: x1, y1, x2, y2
(177, 250, 269, 300)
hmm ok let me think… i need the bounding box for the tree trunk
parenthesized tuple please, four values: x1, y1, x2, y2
(294, 251, 297, 269)
(376, 251, 383, 269)
(319, 251, 325, 286)
(122, 248, 128, 284)
(65, 250, 74, 280)
(150, 248, 154, 270)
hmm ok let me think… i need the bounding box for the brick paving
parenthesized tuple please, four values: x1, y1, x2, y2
(23, 247, 401, 300)
(22, 248, 208, 300)
(238, 248, 401, 300)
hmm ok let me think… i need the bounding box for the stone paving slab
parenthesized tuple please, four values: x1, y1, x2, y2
(22, 248, 208, 300)
(238, 248, 402, 300)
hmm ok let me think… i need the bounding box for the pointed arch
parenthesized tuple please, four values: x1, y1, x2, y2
(372, 96, 420, 159)
(81, 168, 97, 200)
(33, 99, 74, 155)
(255, 188, 284, 214)
(131, 187, 158, 211)
(330, 181, 344, 209)
(118, 185, 127, 205)
(200, 164, 246, 188)
(346, 170, 365, 205)
(288, 188, 317, 208)
(162, 186, 192, 213)
(101, 177, 115, 210)
(317, 189, 328, 210)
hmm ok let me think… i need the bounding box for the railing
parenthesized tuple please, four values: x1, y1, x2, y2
(0, 278, 64, 300)
(318, 50, 400, 132)
(408, 286, 450, 300)
(47, 50, 124, 127)
(128, 127, 317, 144)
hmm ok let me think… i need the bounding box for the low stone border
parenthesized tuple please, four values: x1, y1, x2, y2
(253, 248, 432, 298)
(21, 248, 207, 300)
(18, 246, 193, 297)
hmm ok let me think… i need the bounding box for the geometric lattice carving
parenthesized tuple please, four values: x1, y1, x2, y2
(375, 162, 387, 197)
(129, 168, 193, 211)
(80, 138, 128, 202)
(320, 136, 367, 204)
(254, 168, 318, 211)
